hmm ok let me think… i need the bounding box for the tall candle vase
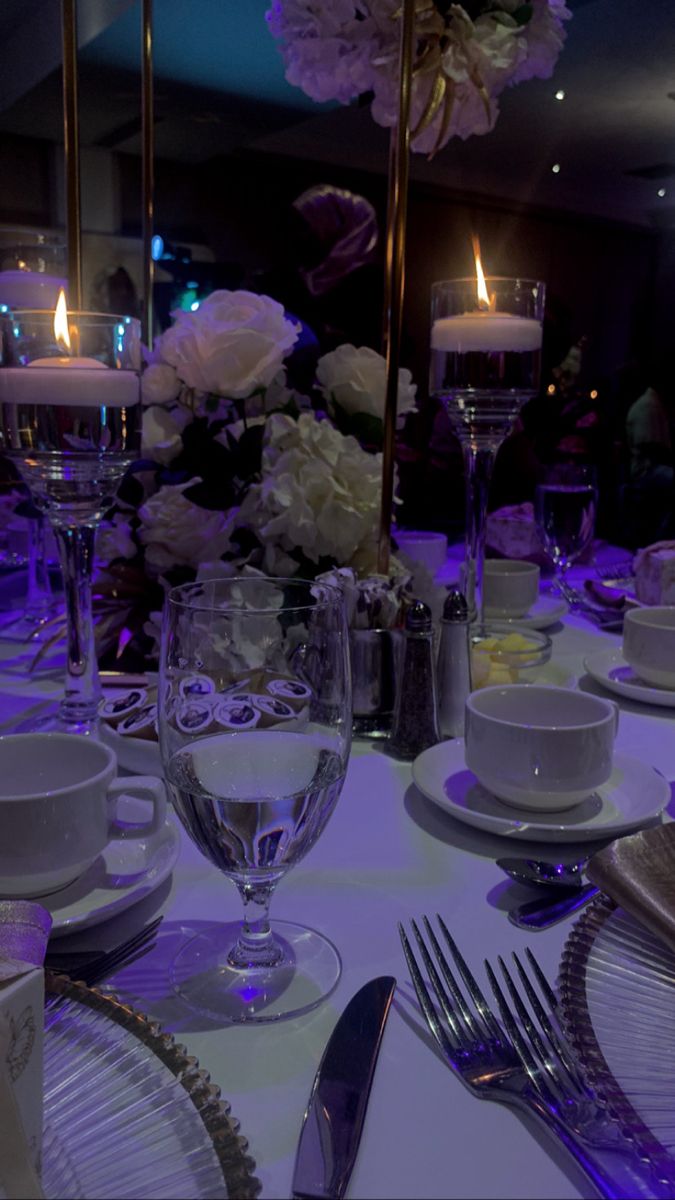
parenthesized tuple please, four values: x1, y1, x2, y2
(430, 277, 545, 617)
(0, 307, 141, 735)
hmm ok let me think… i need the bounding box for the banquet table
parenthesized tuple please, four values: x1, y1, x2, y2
(1, 558, 674, 1200)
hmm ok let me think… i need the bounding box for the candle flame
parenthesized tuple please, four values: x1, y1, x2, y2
(472, 236, 493, 311)
(54, 289, 71, 351)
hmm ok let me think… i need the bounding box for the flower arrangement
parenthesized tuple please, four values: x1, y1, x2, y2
(93, 289, 422, 666)
(267, 0, 571, 156)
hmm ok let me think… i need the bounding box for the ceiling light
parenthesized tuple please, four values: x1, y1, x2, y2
(555, 89, 565, 101)
(658, 187, 667, 198)
(551, 163, 561, 174)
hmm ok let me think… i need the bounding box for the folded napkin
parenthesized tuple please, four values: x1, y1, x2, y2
(586, 824, 675, 952)
(0, 900, 51, 1200)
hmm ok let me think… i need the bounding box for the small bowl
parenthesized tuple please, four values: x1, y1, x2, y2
(470, 623, 552, 690)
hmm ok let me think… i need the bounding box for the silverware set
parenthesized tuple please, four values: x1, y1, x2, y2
(497, 856, 599, 930)
(45, 916, 162, 990)
(399, 915, 673, 1200)
(556, 578, 626, 631)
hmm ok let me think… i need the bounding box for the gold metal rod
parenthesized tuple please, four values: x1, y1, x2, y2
(141, 0, 154, 347)
(377, 0, 415, 576)
(61, 0, 82, 310)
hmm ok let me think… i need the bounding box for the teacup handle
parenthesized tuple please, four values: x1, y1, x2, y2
(107, 776, 167, 839)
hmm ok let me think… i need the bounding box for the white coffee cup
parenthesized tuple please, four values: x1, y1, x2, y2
(483, 560, 540, 618)
(394, 530, 448, 574)
(464, 684, 619, 811)
(0, 733, 166, 898)
(623, 606, 675, 689)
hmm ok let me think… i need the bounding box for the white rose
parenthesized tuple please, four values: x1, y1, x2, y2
(157, 290, 300, 400)
(316, 344, 417, 424)
(142, 404, 190, 466)
(141, 362, 181, 406)
(138, 478, 234, 576)
(96, 514, 136, 563)
(238, 413, 384, 568)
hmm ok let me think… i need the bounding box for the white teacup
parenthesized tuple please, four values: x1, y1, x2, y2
(0, 733, 166, 898)
(394, 530, 448, 574)
(483, 560, 540, 618)
(623, 606, 675, 689)
(464, 685, 618, 811)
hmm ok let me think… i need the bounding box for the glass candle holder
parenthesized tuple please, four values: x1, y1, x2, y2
(0, 305, 141, 734)
(430, 276, 545, 616)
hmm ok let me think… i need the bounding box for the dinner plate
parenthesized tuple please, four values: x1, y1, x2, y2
(412, 739, 670, 842)
(40, 818, 179, 938)
(42, 973, 260, 1198)
(487, 594, 569, 630)
(584, 649, 675, 708)
(559, 896, 675, 1189)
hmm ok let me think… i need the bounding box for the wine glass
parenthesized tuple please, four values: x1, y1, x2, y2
(534, 463, 598, 584)
(430, 276, 545, 617)
(0, 306, 141, 733)
(158, 576, 352, 1023)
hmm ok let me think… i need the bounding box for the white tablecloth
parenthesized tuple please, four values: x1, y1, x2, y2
(1, 562, 674, 1200)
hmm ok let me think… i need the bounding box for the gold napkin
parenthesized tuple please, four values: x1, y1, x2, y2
(0, 900, 51, 1200)
(586, 824, 675, 951)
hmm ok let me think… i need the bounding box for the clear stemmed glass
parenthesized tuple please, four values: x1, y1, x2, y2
(0, 306, 141, 733)
(534, 462, 598, 585)
(158, 577, 352, 1023)
(430, 276, 545, 617)
(0, 510, 58, 643)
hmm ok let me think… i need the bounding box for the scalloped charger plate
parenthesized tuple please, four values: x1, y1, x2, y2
(560, 896, 675, 1188)
(41, 973, 260, 1199)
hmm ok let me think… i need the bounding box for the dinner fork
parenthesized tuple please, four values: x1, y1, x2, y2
(556, 578, 625, 631)
(399, 916, 673, 1200)
(45, 916, 162, 989)
(595, 560, 635, 583)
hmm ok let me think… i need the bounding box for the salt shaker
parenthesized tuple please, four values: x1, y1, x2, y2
(437, 588, 472, 739)
(388, 600, 440, 760)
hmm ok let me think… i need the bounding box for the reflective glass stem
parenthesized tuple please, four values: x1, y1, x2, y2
(229, 881, 283, 969)
(26, 515, 53, 622)
(52, 523, 100, 729)
(462, 442, 495, 621)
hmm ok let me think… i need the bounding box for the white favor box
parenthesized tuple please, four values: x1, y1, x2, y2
(634, 541, 675, 606)
(0, 962, 44, 1197)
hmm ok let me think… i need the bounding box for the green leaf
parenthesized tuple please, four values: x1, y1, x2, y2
(331, 400, 384, 450)
(511, 4, 533, 27)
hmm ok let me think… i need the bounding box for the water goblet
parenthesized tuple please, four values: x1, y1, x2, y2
(158, 577, 352, 1023)
(534, 463, 598, 584)
(430, 276, 545, 616)
(0, 304, 141, 732)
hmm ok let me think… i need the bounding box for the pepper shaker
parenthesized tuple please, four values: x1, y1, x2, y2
(437, 588, 472, 739)
(388, 600, 440, 760)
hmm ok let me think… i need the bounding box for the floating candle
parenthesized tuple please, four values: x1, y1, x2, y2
(0, 364, 139, 407)
(0, 289, 139, 407)
(431, 312, 542, 354)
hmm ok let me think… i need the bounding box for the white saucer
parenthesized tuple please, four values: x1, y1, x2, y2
(38, 818, 180, 937)
(584, 649, 675, 709)
(412, 739, 670, 842)
(486, 594, 569, 630)
(101, 720, 161, 775)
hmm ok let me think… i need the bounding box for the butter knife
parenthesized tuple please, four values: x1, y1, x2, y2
(292, 975, 396, 1200)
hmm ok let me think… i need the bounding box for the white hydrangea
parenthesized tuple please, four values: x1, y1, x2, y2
(267, 0, 571, 153)
(138, 478, 235, 576)
(238, 412, 383, 568)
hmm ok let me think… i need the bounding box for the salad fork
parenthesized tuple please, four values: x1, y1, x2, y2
(399, 915, 673, 1199)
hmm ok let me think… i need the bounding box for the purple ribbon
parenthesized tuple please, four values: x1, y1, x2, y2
(0, 901, 51, 970)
